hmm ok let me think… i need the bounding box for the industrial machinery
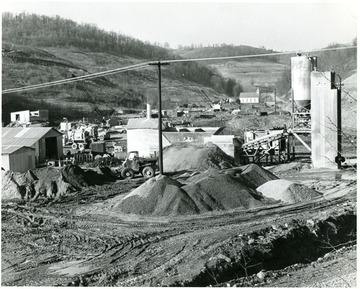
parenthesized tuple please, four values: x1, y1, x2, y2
(59, 120, 99, 150)
(116, 151, 157, 179)
(200, 90, 224, 112)
(241, 129, 292, 164)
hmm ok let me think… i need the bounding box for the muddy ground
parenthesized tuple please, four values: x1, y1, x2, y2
(1, 159, 357, 287)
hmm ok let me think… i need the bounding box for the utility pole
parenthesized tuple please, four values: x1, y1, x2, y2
(274, 88, 277, 113)
(335, 73, 343, 169)
(149, 61, 169, 175)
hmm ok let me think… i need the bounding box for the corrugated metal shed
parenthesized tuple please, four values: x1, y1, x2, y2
(2, 127, 62, 146)
(2, 145, 35, 155)
(1, 145, 36, 172)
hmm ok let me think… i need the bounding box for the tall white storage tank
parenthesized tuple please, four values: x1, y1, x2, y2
(291, 55, 312, 110)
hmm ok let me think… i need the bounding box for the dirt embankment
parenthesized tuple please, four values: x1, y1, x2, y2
(1, 165, 116, 201)
(342, 72, 357, 131)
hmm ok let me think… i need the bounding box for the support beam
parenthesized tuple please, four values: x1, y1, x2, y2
(289, 130, 311, 152)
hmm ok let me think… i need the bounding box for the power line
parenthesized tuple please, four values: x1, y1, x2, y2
(317, 69, 357, 102)
(2, 45, 356, 94)
(2, 63, 150, 94)
(165, 46, 357, 63)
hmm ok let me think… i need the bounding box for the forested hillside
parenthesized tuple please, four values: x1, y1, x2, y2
(2, 13, 242, 124)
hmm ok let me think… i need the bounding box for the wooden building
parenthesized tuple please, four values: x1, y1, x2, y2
(2, 127, 63, 166)
(1, 145, 36, 172)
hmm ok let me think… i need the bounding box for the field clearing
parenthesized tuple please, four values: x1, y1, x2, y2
(211, 60, 289, 91)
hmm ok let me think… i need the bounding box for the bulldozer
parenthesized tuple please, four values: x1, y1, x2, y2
(117, 151, 157, 179)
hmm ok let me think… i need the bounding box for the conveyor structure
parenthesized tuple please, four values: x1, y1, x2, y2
(240, 130, 292, 164)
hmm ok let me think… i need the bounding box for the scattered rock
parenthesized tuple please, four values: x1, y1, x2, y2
(256, 270, 266, 280)
(307, 219, 315, 227)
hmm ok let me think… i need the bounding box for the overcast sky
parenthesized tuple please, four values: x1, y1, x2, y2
(2, 1, 358, 52)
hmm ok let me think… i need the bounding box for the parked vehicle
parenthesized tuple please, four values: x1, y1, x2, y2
(115, 151, 157, 179)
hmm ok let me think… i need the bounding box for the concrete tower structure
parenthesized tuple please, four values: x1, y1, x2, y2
(311, 71, 340, 169)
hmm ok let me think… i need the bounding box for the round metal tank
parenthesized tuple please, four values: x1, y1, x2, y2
(291, 55, 311, 110)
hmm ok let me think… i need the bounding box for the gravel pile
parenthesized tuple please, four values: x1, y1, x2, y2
(183, 170, 278, 212)
(257, 179, 323, 204)
(163, 143, 236, 173)
(111, 175, 198, 216)
(238, 164, 278, 189)
(111, 169, 280, 216)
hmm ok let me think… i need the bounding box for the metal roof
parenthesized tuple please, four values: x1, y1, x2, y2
(2, 127, 62, 147)
(2, 145, 35, 155)
(127, 118, 165, 129)
(173, 127, 224, 134)
(239, 92, 260, 98)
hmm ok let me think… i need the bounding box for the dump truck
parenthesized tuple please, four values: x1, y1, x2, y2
(116, 151, 157, 179)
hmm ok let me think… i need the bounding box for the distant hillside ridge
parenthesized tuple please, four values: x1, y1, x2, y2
(2, 12, 169, 60)
(2, 12, 242, 124)
(2, 12, 232, 90)
(177, 44, 280, 63)
(179, 41, 357, 95)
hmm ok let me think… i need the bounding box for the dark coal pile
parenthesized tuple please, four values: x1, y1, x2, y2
(111, 175, 198, 216)
(91, 166, 117, 182)
(163, 143, 236, 173)
(1, 165, 115, 201)
(257, 179, 323, 204)
(61, 165, 97, 189)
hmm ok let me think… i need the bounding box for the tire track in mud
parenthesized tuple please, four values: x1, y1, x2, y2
(45, 228, 188, 286)
(111, 228, 245, 286)
(2, 181, 355, 286)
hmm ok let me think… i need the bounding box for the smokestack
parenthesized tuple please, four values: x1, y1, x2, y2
(146, 103, 151, 119)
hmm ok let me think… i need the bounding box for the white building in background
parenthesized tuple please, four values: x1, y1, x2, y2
(10, 109, 49, 124)
(126, 119, 225, 158)
(239, 88, 260, 104)
(126, 118, 170, 158)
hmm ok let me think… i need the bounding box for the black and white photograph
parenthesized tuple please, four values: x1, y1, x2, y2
(1, 0, 358, 287)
